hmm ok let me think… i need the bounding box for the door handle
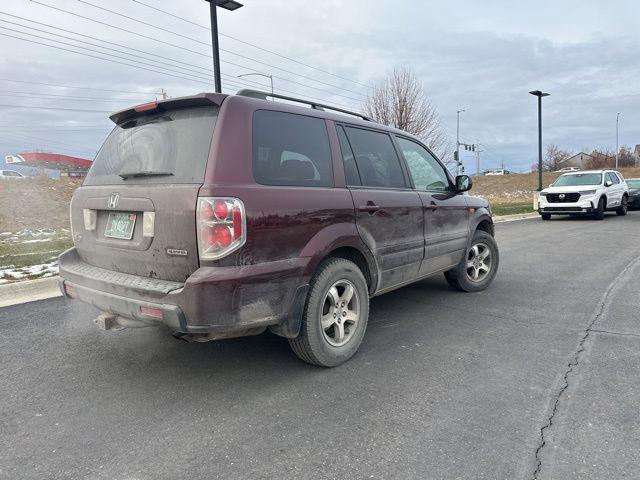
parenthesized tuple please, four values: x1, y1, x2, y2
(424, 201, 438, 210)
(358, 202, 380, 214)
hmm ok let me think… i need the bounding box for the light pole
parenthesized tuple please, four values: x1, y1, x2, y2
(237, 72, 274, 98)
(456, 109, 465, 175)
(204, 0, 243, 93)
(616, 112, 620, 168)
(529, 90, 550, 191)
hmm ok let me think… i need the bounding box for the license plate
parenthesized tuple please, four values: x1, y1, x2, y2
(105, 212, 136, 239)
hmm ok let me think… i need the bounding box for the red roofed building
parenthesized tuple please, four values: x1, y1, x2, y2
(5, 152, 92, 176)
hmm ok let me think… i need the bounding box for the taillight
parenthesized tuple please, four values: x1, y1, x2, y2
(133, 100, 158, 112)
(196, 197, 246, 260)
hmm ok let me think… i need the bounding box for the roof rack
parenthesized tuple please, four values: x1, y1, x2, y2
(236, 89, 372, 122)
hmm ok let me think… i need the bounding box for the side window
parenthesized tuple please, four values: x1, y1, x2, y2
(396, 137, 450, 191)
(336, 126, 361, 186)
(252, 110, 333, 187)
(344, 127, 405, 188)
(608, 172, 619, 184)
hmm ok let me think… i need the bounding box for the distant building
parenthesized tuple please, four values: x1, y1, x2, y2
(557, 152, 593, 169)
(5, 152, 91, 177)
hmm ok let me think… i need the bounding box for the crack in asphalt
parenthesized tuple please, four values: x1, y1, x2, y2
(590, 329, 640, 339)
(532, 254, 640, 479)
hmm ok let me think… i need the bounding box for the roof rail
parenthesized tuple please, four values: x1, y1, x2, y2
(236, 89, 372, 122)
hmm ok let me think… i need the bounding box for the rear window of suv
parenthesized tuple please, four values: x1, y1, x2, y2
(252, 110, 333, 187)
(85, 106, 218, 185)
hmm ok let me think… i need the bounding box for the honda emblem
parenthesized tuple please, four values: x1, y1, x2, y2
(108, 193, 120, 209)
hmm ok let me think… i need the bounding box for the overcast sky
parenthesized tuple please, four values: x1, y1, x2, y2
(1, 0, 639, 172)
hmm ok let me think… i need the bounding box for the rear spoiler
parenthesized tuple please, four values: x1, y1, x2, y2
(109, 92, 226, 125)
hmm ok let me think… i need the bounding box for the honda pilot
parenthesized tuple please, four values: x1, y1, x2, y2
(59, 90, 499, 367)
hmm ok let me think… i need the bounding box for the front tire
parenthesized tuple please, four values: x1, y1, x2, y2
(289, 258, 369, 367)
(594, 197, 605, 220)
(444, 230, 499, 292)
(541, 213, 551, 221)
(617, 195, 628, 216)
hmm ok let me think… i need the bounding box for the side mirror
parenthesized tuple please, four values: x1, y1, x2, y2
(455, 174, 472, 193)
(605, 180, 612, 187)
(549, 184, 554, 188)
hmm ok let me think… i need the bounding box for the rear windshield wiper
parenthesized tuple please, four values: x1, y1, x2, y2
(118, 170, 174, 179)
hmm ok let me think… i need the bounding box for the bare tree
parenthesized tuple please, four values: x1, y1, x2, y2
(587, 149, 616, 169)
(364, 67, 451, 164)
(617, 145, 635, 167)
(543, 144, 572, 171)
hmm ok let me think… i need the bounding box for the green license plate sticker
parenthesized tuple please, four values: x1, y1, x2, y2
(105, 212, 137, 239)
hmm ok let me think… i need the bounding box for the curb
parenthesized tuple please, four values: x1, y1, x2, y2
(493, 212, 539, 223)
(0, 276, 62, 308)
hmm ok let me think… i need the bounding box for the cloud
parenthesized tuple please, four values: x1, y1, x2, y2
(0, 0, 638, 173)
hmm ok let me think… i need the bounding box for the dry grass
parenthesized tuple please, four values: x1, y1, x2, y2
(470, 167, 640, 203)
(0, 176, 80, 232)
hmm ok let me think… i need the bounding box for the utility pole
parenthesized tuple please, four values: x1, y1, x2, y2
(616, 112, 620, 168)
(475, 142, 482, 178)
(161, 88, 167, 100)
(456, 109, 465, 175)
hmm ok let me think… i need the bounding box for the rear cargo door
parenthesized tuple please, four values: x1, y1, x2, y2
(71, 103, 219, 282)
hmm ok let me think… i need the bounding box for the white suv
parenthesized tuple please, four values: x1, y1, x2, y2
(538, 170, 629, 220)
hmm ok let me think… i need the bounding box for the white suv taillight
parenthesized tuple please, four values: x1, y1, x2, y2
(196, 197, 246, 260)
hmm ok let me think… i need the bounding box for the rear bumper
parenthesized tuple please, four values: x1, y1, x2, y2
(59, 248, 308, 334)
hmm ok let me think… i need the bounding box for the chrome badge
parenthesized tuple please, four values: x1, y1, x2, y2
(108, 193, 120, 209)
(166, 248, 188, 257)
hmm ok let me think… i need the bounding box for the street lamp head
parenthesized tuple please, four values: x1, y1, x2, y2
(529, 90, 550, 97)
(208, 0, 243, 10)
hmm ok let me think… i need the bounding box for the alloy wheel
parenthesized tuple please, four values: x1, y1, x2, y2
(466, 242, 492, 282)
(320, 279, 360, 347)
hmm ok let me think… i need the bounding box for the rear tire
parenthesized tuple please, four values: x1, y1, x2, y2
(289, 258, 369, 367)
(594, 197, 605, 220)
(541, 213, 551, 221)
(617, 195, 628, 216)
(444, 230, 499, 292)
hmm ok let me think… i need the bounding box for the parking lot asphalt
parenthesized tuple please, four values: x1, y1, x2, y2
(1, 213, 640, 480)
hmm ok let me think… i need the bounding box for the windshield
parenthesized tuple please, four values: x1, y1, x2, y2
(84, 106, 218, 185)
(553, 173, 602, 187)
(627, 179, 640, 188)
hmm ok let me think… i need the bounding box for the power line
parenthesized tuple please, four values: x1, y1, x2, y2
(75, 0, 367, 98)
(0, 27, 362, 112)
(0, 102, 112, 113)
(0, 29, 214, 88)
(0, 90, 151, 103)
(0, 23, 216, 84)
(0, 13, 214, 78)
(130, 0, 372, 90)
(0, 77, 160, 96)
(28, 0, 367, 102)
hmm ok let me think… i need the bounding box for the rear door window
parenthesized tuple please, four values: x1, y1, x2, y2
(344, 127, 405, 188)
(252, 110, 333, 187)
(85, 106, 218, 185)
(336, 125, 361, 186)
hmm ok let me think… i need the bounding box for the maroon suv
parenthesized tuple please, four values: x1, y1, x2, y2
(59, 90, 499, 367)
